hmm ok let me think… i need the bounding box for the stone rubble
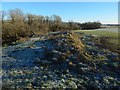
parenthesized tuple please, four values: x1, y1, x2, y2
(2, 31, 120, 89)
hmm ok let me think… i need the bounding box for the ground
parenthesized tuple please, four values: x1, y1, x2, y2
(2, 31, 120, 89)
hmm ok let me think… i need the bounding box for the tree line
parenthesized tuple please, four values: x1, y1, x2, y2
(81, 22, 101, 29)
(1, 8, 101, 45)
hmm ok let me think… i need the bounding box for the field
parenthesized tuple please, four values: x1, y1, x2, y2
(74, 28, 119, 45)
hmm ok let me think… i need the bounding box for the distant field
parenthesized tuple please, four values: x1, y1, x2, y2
(74, 28, 119, 45)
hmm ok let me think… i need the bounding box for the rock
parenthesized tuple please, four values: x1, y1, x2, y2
(52, 57, 57, 61)
(91, 34, 98, 37)
(77, 84, 86, 89)
(65, 80, 77, 89)
(86, 42, 95, 46)
(61, 79, 65, 83)
(42, 75, 48, 81)
(103, 77, 110, 84)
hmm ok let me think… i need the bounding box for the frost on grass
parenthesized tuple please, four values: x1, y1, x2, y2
(2, 31, 120, 89)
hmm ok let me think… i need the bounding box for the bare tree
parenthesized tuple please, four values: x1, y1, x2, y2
(8, 8, 26, 37)
(1, 11, 6, 22)
(8, 8, 24, 24)
(51, 15, 62, 25)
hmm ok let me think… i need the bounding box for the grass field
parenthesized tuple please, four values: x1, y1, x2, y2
(74, 30, 119, 45)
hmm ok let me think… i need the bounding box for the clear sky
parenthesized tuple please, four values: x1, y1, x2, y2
(2, 2, 118, 24)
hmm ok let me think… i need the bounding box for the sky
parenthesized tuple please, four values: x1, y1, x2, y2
(1, 0, 119, 2)
(1, 2, 118, 24)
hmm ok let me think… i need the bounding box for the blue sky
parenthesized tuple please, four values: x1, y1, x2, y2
(2, 2, 118, 24)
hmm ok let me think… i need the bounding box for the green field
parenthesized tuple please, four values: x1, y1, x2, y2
(74, 30, 119, 45)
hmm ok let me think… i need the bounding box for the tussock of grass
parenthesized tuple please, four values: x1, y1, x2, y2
(66, 32, 84, 50)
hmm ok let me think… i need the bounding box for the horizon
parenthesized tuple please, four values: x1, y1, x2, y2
(2, 2, 118, 24)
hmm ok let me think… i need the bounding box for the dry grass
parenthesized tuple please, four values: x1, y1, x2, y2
(67, 32, 84, 50)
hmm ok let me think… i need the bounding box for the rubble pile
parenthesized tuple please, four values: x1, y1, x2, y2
(2, 31, 120, 89)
